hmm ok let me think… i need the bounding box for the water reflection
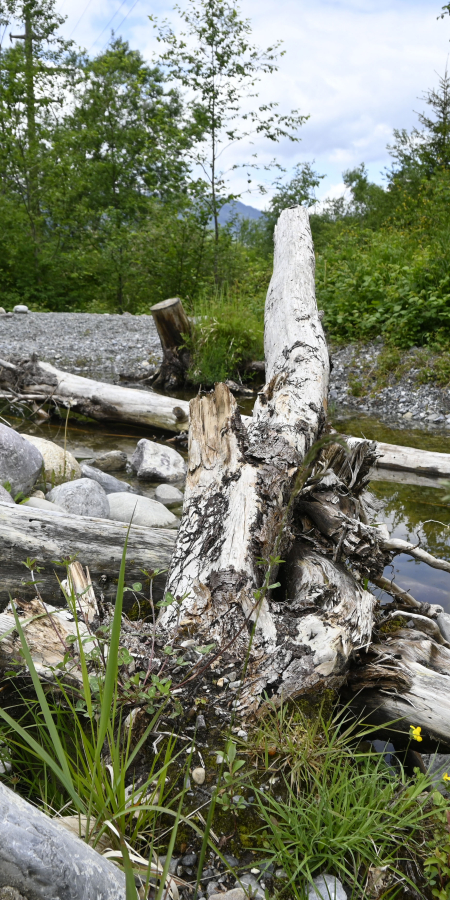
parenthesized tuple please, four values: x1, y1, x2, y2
(371, 481, 450, 610)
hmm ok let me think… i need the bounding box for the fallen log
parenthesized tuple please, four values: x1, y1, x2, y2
(347, 436, 450, 480)
(0, 357, 189, 432)
(0, 781, 126, 900)
(0, 501, 176, 610)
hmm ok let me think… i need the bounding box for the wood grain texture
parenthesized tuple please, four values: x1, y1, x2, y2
(0, 501, 175, 609)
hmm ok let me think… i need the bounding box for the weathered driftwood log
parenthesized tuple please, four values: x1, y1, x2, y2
(0, 782, 126, 900)
(158, 207, 380, 716)
(0, 501, 176, 610)
(0, 597, 90, 683)
(0, 357, 189, 432)
(150, 297, 192, 389)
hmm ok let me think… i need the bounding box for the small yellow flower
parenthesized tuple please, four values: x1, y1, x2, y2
(410, 725, 423, 742)
(443, 773, 450, 782)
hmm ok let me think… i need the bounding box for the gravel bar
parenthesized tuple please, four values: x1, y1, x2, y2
(0, 312, 162, 384)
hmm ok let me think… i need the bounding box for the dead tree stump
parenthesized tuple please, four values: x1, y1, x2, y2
(150, 297, 192, 389)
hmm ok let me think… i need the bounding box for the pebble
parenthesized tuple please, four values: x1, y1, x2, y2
(0, 423, 43, 496)
(222, 855, 239, 869)
(235, 874, 264, 900)
(192, 767, 206, 785)
(81, 463, 137, 495)
(47, 478, 109, 518)
(182, 853, 198, 866)
(88, 450, 128, 472)
(196, 714, 206, 729)
(206, 883, 220, 896)
(209, 891, 245, 900)
(130, 439, 187, 484)
(307, 874, 346, 900)
(275, 869, 288, 880)
(13, 304, 28, 313)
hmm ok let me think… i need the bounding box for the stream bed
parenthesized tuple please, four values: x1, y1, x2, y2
(6, 399, 450, 612)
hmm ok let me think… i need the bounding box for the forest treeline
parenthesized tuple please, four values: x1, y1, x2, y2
(1, 0, 450, 378)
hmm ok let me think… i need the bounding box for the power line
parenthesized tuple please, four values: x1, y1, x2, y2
(0, 22, 8, 49)
(110, 0, 140, 40)
(69, 0, 96, 38)
(88, 0, 128, 52)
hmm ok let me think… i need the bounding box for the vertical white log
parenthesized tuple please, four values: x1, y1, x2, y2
(158, 208, 373, 714)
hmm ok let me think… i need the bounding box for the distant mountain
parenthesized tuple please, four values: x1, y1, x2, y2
(218, 200, 263, 224)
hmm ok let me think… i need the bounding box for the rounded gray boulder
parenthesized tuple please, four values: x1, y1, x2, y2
(0, 424, 43, 497)
(108, 493, 178, 528)
(46, 478, 109, 518)
(154, 484, 183, 508)
(0, 484, 14, 505)
(81, 463, 137, 495)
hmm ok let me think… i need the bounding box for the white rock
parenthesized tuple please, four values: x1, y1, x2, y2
(0, 307, 6, 315)
(107, 492, 178, 528)
(307, 874, 347, 900)
(31, 490, 45, 499)
(22, 435, 81, 484)
(22, 497, 66, 515)
(191, 767, 206, 785)
(130, 439, 187, 483)
(0, 424, 43, 496)
(47, 478, 109, 518)
(13, 304, 28, 313)
(154, 484, 183, 507)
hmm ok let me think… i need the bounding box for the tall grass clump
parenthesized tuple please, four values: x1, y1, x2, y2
(250, 702, 437, 897)
(0, 539, 204, 889)
(185, 285, 265, 385)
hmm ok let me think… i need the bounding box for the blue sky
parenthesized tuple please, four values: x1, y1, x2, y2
(54, 0, 450, 207)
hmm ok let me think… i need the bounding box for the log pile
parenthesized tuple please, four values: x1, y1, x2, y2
(157, 206, 450, 748)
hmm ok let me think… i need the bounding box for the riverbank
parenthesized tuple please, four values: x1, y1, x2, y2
(3, 311, 450, 433)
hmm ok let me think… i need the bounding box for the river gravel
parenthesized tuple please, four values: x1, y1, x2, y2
(329, 341, 450, 432)
(0, 311, 162, 384)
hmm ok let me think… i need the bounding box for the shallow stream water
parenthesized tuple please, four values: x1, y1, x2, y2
(9, 400, 450, 612)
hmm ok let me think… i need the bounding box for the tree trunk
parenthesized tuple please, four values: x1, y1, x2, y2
(0, 501, 175, 610)
(158, 207, 376, 716)
(0, 358, 189, 432)
(150, 297, 192, 389)
(0, 782, 126, 900)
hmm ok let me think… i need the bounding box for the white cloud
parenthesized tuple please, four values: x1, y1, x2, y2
(54, 0, 450, 206)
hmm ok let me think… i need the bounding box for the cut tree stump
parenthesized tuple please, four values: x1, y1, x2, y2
(150, 297, 192, 389)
